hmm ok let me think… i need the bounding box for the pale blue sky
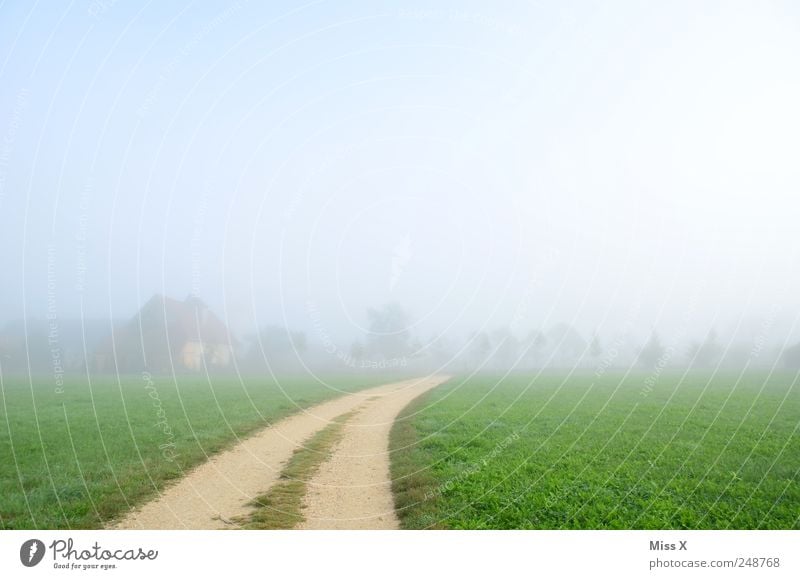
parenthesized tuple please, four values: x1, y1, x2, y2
(2, 0, 799, 348)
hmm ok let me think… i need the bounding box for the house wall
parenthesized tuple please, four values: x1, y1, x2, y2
(181, 341, 204, 371)
(210, 344, 232, 367)
(180, 341, 232, 370)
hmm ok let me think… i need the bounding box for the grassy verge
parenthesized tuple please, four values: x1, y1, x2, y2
(241, 411, 355, 529)
(389, 391, 448, 529)
(0, 374, 393, 529)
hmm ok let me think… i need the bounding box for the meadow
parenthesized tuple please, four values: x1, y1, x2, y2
(390, 372, 800, 529)
(0, 373, 390, 529)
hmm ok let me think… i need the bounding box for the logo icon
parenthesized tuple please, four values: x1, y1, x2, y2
(20, 539, 46, 567)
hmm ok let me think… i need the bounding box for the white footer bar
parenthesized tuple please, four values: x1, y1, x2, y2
(1, 530, 797, 578)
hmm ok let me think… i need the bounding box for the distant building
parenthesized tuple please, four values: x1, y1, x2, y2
(0, 318, 113, 374)
(94, 295, 237, 373)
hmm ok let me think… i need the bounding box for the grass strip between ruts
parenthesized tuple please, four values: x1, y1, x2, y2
(240, 410, 357, 529)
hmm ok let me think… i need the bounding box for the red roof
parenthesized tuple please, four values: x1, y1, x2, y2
(134, 294, 238, 352)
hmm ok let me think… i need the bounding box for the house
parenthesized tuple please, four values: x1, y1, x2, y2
(94, 294, 237, 373)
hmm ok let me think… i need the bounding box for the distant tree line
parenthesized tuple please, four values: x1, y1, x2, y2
(3, 301, 800, 375)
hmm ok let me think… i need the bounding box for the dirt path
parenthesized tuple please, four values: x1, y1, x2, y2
(298, 375, 449, 529)
(112, 376, 447, 529)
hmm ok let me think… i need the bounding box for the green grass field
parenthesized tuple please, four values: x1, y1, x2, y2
(390, 372, 800, 529)
(0, 373, 390, 529)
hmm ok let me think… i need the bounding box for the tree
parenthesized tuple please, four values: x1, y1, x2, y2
(491, 327, 520, 369)
(247, 325, 306, 368)
(349, 341, 364, 363)
(426, 335, 453, 367)
(589, 333, 603, 357)
(466, 331, 492, 369)
(782, 342, 800, 369)
(638, 332, 665, 368)
(365, 303, 412, 360)
(521, 330, 547, 367)
(687, 329, 721, 367)
(546, 323, 586, 365)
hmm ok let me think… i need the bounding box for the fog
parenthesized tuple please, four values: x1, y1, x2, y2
(2, 1, 800, 375)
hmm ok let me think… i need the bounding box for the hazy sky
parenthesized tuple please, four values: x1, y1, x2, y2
(1, 0, 799, 349)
